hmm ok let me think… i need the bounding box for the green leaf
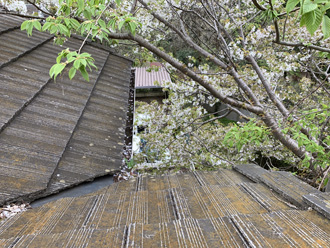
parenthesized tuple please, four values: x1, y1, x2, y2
(50, 24, 58, 34)
(286, 0, 300, 13)
(49, 64, 56, 78)
(73, 59, 81, 69)
(108, 19, 116, 30)
(64, 5, 71, 15)
(84, 9, 92, 19)
(58, 24, 70, 36)
(115, 0, 121, 6)
(69, 67, 77, 80)
(98, 19, 106, 30)
(128, 21, 137, 35)
(54, 63, 66, 75)
(42, 22, 52, 31)
(32, 21, 41, 31)
(27, 23, 33, 36)
(118, 20, 125, 30)
(315, 0, 328, 3)
(78, 0, 84, 10)
(301, 9, 322, 35)
(64, 18, 70, 27)
(49, 63, 66, 80)
(88, 61, 97, 69)
(80, 58, 87, 66)
(321, 3, 330, 12)
(302, 0, 318, 14)
(70, 18, 80, 29)
(322, 15, 330, 39)
(79, 66, 89, 81)
(21, 20, 29, 31)
(56, 55, 63, 64)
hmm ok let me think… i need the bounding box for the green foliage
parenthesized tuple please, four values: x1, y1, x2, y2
(49, 49, 96, 81)
(108, 13, 141, 35)
(21, 20, 41, 36)
(218, 117, 237, 126)
(20, 0, 141, 81)
(223, 120, 271, 152)
(125, 158, 135, 169)
(286, 0, 330, 38)
(15, 0, 330, 185)
(285, 105, 330, 169)
(261, 8, 279, 20)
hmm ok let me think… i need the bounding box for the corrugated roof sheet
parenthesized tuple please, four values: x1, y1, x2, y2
(134, 66, 171, 88)
(0, 15, 133, 205)
(0, 167, 330, 247)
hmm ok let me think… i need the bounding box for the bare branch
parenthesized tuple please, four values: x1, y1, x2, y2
(251, 0, 266, 11)
(274, 41, 330, 53)
(318, 166, 330, 191)
(319, 116, 330, 146)
(26, 0, 53, 17)
(191, 134, 236, 166)
(246, 55, 289, 117)
(108, 32, 264, 114)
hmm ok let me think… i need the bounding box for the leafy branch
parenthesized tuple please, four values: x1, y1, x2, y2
(49, 49, 97, 81)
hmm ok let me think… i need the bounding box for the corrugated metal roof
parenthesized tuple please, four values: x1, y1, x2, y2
(134, 66, 171, 88)
(1, 167, 330, 246)
(0, 15, 133, 205)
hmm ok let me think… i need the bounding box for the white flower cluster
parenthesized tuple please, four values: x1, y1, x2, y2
(1, 0, 27, 14)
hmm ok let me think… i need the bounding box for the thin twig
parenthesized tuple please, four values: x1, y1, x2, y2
(191, 133, 236, 166)
(78, 2, 111, 53)
(274, 41, 330, 53)
(318, 166, 330, 191)
(26, 0, 53, 17)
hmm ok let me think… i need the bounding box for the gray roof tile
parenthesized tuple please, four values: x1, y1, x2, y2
(0, 15, 132, 205)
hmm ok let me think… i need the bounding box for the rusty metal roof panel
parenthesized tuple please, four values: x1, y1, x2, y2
(0, 17, 132, 205)
(135, 66, 171, 88)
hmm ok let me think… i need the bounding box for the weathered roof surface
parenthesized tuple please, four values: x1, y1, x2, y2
(0, 15, 132, 205)
(0, 165, 329, 247)
(134, 67, 171, 88)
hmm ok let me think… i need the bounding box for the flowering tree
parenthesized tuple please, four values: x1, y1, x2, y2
(2, 0, 330, 188)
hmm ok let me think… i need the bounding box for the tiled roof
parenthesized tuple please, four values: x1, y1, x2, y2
(134, 66, 171, 88)
(0, 166, 329, 247)
(0, 15, 133, 205)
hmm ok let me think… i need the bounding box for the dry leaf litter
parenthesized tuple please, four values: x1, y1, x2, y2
(1, 203, 31, 220)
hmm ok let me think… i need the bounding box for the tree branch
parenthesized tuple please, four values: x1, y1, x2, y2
(319, 116, 330, 146)
(251, 0, 266, 11)
(274, 41, 330, 53)
(107, 32, 264, 115)
(318, 166, 330, 191)
(108, 32, 305, 160)
(26, 0, 53, 17)
(246, 55, 290, 116)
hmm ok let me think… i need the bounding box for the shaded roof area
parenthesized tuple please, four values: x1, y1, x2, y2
(134, 65, 171, 88)
(0, 165, 329, 247)
(0, 15, 132, 205)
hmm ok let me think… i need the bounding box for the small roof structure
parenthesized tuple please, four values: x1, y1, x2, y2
(0, 15, 133, 205)
(134, 63, 171, 89)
